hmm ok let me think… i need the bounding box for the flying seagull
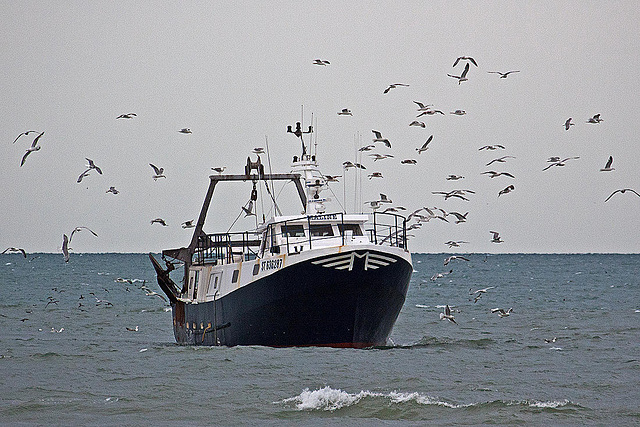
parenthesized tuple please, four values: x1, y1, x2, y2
(369, 153, 394, 161)
(416, 135, 434, 154)
(413, 101, 434, 111)
(211, 167, 226, 174)
(69, 226, 98, 243)
(313, 59, 330, 65)
(453, 56, 477, 67)
(430, 269, 453, 280)
(106, 186, 119, 194)
(440, 304, 457, 324)
(368, 172, 383, 180)
(85, 158, 103, 174)
(447, 62, 470, 84)
(409, 120, 426, 128)
(479, 145, 505, 151)
(12, 130, 40, 144)
(542, 156, 580, 171)
(486, 155, 516, 166)
(586, 114, 603, 124)
(62, 234, 70, 263)
(20, 132, 45, 167)
(487, 70, 520, 78)
(116, 113, 136, 119)
(450, 110, 466, 116)
(446, 174, 464, 180)
(338, 108, 352, 116)
(443, 255, 470, 266)
(482, 171, 515, 178)
(498, 185, 515, 197)
(372, 130, 391, 148)
(491, 307, 513, 317)
(149, 163, 166, 180)
(604, 188, 640, 202)
(178, 128, 192, 134)
(401, 159, 418, 165)
(600, 156, 615, 172)
(564, 118, 575, 130)
(490, 231, 503, 243)
(151, 218, 168, 226)
(181, 220, 195, 229)
(383, 83, 409, 93)
(2, 247, 27, 258)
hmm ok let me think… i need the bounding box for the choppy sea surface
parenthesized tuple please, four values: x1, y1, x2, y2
(0, 253, 638, 425)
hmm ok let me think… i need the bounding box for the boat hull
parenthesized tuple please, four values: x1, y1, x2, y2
(170, 249, 412, 348)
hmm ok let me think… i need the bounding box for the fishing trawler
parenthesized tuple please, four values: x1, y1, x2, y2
(149, 121, 412, 347)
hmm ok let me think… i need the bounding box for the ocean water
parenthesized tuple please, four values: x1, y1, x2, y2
(0, 253, 638, 425)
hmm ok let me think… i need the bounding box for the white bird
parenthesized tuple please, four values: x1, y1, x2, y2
(486, 156, 516, 166)
(77, 169, 91, 183)
(372, 130, 391, 148)
(252, 147, 265, 154)
(446, 175, 464, 180)
(439, 305, 457, 324)
(443, 255, 470, 266)
(600, 156, 614, 172)
(211, 167, 226, 174)
(470, 286, 495, 295)
(604, 188, 640, 202)
(430, 269, 453, 280)
(343, 161, 366, 170)
(62, 234, 70, 263)
(151, 218, 168, 226)
(409, 120, 426, 128)
(181, 220, 195, 229)
(447, 62, 470, 84)
(379, 193, 392, 204)
(491, 307, 513, 317)
(324, 175, 340, 182)
(452, 56, 477, 67)
(12, 130, 40, 144)
(401, 159, 417, 165)
(498, 185, 515, 197)
(445, 241, 468, 248)
(369, 153, 394, 161)
(126, 326, 139, 332)
(116, 113, 136, 119)
(150, 163, 166, 180)
(479, 145, 506, 151)
(106, 186, 119, 194)
(69, 226, 98, 243)
(368, 172, 383, 180)
(242, 200, 255, 217)
(542, 156, 580, 171)
(490, 231, 503, 243)
(413, 101, 434, 111)
(448, 211, 469, 224)
(85, 158, 103, 174)
(2, 247, 27, 258)
(178, 128, 192, 134)
(383, 83, 409, 93)
(416, 109, 444, 117)
(450, 110, 466, 116)
(487, 70, 520, 78)
(586, 114, 603, 124)
(338, 108, 352, 116)
(482, 171, 515, 179)
(416, 135, 434, 154)
(313, 59, 330, 66)
(564, 118, 574, 130)
(358, 144, 376, 152)
(20, 132, 45, 167)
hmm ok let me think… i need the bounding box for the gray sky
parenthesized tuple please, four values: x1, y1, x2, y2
(2, 1, 639, 254)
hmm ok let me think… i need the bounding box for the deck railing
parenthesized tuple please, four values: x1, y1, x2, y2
(193, 212, 407, 265)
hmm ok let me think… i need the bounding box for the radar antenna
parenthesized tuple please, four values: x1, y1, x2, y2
(287, 121, 313, 157)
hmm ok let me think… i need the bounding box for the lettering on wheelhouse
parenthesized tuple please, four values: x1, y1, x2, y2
(261, 258, 283, 272)
(308, 213, 337, 220)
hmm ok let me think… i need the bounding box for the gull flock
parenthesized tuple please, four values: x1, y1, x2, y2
(4, 55, 638, 264)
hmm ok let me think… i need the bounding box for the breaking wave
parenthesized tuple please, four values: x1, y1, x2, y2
(278, 386, 580, 413)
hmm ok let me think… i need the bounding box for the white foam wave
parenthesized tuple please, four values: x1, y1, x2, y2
(279, 387, 468, 411)
(528, 399, 570, 408)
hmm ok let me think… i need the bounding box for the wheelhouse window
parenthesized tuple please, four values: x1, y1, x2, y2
(338, 223, 363, 236)
(309, 224, 334, 237)
(284, 224, 305, 238)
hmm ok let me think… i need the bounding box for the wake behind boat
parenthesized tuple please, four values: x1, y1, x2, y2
(150, 121, 412, 347)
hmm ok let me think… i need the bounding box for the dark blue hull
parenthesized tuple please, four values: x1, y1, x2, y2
(170, 250, 412, 348)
